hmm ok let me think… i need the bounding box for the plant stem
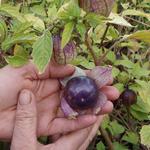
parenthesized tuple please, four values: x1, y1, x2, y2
(124, 16, 150, 27)
(99, 23, 110, 49)
(113, 109, 131, 130)
(85, 34, 100, 66)
(99, 38, 124, 65)
(86, 31, 114, 150)
(126, 106, 133, 131)
(99, 127, 114, 150)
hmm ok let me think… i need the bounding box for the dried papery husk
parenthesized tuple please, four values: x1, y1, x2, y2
(79, 0, 115, 17)
(61, 96, 79, 119)
(53, 35, 76, 65)
(93, 92, 107, 114)
(88, 66, 112, 88)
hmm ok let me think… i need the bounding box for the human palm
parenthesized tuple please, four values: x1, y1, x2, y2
(0, 61, 119, 140)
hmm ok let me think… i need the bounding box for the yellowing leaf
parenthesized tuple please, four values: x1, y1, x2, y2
(136, 80, 150, 106)
(57, 0, 81, 20)
(122, 9, 150, 21)
(24, 14, 45, 32)
(126, 30, 150, 43)
(122, 131, 139, 144)
(5, 45, 29, 67)
(108, 13, 133, 27)
(2, 33, 37, 51)
(32, 31, 53, 73)
(0, 4, 25, 22)
(5, 55, 29, 67)
(140, 125, 150, 147)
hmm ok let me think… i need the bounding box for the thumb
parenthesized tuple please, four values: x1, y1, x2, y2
(11, 90, 37, 150)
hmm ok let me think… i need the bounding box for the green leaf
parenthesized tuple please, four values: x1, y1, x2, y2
(5, 45, 29, 67)
(0, 18, 7, 42)
(108, 13, 133, 27)
(131, 98, 150, 114)
(80, 60, 95, 69)
(32, 31, 53, 73)
(130, 109, 149, 121)
(2, 33, 37, 51)
(96, 141, 105, 150)
(101, 115, 110, 129)
(125, 30, 150, 43)
(48, 5, 58, 22)
(13, 44, 29, 57)
(12, 21, 33, 35)
(106, 51, 116, 63)
(122, 9, 150, 21)
(107, 120, 125, 136)
(140, 125, 150, 147)
(57, 0, 81, 21)
(122, 131, 139, 144)
(107, 26, 119, 40)
(113, 142, 128, 150)
(136, 80, 150, 107)
(71, 56, 95, 69)
(76, 23, 86, 40)
(24, 14, 45, 32)
(115, 59, 135, 68)
(117, 71, 130, 84)
(131, 63, 150, 78)
(93, 24, 107, 43)
(114, 83, 124, 93)
(85, 13, 105, 27)
(61, 21, 74, 49)
(30, 3, 46, 16)
(5, 55, 29, 67)
(112, 67, 120, 78)
(0, 4, 25, 22)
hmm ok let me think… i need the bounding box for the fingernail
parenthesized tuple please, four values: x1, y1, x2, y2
(19, 90, 31, 105)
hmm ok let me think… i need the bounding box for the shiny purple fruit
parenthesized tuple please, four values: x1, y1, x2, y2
(64, 76, 99, 110)
(120, 89, 137, 106)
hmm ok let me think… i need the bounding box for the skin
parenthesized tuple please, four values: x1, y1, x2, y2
(11, 90, 105, 150)
(0, 61, 120, 148)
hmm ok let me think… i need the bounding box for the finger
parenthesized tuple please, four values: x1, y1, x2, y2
(46, 115, 97, 135)
(11, 90, 37, 150)
(38, 62, 75, 79)
(79, 116, 104, 150)
(31, 79, 60, 101)
(100, 101, 114, 115)
(19, 61, 75, 80)
(101, 86, 120, 101)
(0, 110, 15, 140)
(107, 76, 113, 85)
(57, 108, 65, 118)
(52, 116, 104, 150)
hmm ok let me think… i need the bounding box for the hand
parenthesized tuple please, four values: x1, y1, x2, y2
(11, 90, 106, 150)
(0, 62, 119, 140)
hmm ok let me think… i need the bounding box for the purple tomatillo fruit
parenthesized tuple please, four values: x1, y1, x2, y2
(53, 35, 76, 65)
(120, 89, 137, 106)
(60, 66, 112, 119)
